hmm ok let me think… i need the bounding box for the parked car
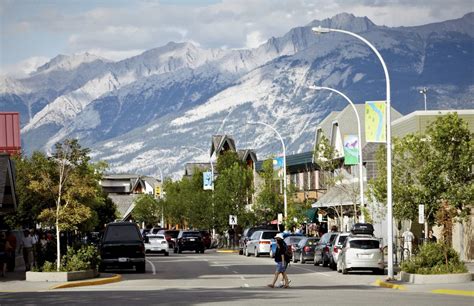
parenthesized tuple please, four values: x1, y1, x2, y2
(140, 228, 151, 238)
(337, 235, 384, 274)
(99, 221, 146, 273)
(244, 230, 279, 257)
(174, 230, 205, 253)
(158, 229, 180, 249)
(329, 233, 350, 270)
(313, 232, 340, 267)
(149, 227, 163, 235)
(292, 237, 320, 264)
(285, 236, 305, 262)
(144, 234, 170, 256)
(269, 232, 304, 258)
(200, 230, 212, 249)
(239, 225, 278, 255)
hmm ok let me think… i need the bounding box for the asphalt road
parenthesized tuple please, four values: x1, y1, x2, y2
(0, 249, 472, 305)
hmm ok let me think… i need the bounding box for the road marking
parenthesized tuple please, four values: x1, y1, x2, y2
(431, 289, 474, 297)
(291, 265, 330, 276)
(243, 284, 250, 288)
(146, 259, 156, 275)
(240, 276, 246, 280)
(232, 270, 238, 274)
(224, 266, 229, 269)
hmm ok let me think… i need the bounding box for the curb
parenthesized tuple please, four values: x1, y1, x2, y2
(431, 289, 474, 297)
(216, 250, 239, 253)
(373, 279, 406, 291)
(50, 274, 122, 289)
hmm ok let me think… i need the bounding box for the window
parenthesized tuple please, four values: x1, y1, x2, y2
(349, 240, 380, 249)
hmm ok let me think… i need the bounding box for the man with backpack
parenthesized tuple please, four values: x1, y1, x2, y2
(267, 233, 290, 288)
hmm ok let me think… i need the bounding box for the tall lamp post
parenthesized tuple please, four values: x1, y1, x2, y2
(248, 121, 288, 228)
(310, 86, 365, 211)
(156, 166, 164, 227)
(312, 26, 394, 279)
(419, 87, 428, 111)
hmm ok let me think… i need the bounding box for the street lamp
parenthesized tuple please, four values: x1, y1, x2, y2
(247, 121, 288, 228)
(156, 166, 164, 227)
(312, 26, 394, 279)
(419, 87, 428, 111)
(310, 85, 365, 211)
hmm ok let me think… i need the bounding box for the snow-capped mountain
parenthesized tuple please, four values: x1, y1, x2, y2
(1, 13, 473, 178)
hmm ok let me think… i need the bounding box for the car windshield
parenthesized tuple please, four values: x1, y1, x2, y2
(166, 231, 179, 238)
(329, 233, 339, 244)
(261, 232, 277, 239)
(349, 240, 380, 249)
(306, 238, 319, 246)
(104, 225, 141, 241)
(183, 231, 201, 237)
(336, 236, 348, 246)
(287, 237, 303, 244)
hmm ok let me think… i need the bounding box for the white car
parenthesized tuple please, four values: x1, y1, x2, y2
(145, 234, 170, 256)
(329, 233, 350, 270)
(245, 230, 279, 257)
(337, 235, 384, 274)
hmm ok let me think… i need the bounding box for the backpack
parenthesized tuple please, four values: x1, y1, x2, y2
(283, 243, 292, 262)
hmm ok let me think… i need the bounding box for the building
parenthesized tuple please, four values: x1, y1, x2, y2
(0, 112, 20, 215)
(99, 174, 161, 221)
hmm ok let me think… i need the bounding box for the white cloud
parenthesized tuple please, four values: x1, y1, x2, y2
(245, 31, 265, 49)
(2, 56, 49, 78)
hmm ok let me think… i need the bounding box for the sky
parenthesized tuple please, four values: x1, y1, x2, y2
(1, 0, 472, 77)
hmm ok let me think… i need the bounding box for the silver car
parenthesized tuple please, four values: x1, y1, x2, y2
(245, 230, 279, 257)
(145, 234, 170, 256)
(337, 235, 384, 274)
(329, 233, 350, 270)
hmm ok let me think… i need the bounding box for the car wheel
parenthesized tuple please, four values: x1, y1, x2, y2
(245, 247, 250, 257)
(195, 250, 199, 253)
(165, 252, 169, 256)
(292, 253, 298, 263)
(255, 247, 260, 257)
(300, 253, 305, 264)
(322, 256, 328, 267)
(269, 248, 274, 258)
(136, 262, 146, 273)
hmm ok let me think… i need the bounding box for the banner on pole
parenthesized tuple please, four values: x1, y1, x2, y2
(418, 204, 425, 224)
(203, 171, 213, 190)
(273, 157, 284, 179)
(343, 135, 359, 165)
(365, 101, 386, 143)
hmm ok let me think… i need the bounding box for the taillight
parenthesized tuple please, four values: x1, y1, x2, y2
(333, 246, 338, 253)
(259, 241, 271, 244)
(304, 246, 311, 252)
(324, 246, 329, 253)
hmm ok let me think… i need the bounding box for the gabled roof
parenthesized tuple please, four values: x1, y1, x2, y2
(237, 149, 257, 164)
(184, 162, 212, 177)
(108, 193, 140, 219)
(210, 134, 236, 156)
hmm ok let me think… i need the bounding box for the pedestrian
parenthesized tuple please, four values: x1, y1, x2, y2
(21, 230, 35, 271)
(227, 227, 235, 249)
(427, 230, 437, 243)
(267, 233, 290, 288)
(402, 228, 415, 258)
(5, 230, 17, 272)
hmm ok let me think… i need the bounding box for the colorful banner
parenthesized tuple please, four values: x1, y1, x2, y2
(343, 135, 359, 165)
(273, 157, 284, 179)
(203, 171, 213, 190)
(365, 101, 386, 143)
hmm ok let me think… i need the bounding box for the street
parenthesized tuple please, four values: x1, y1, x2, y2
(0, 250, 472, 305)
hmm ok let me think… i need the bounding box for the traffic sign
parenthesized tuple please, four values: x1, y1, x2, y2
(229, 215, 237, 225)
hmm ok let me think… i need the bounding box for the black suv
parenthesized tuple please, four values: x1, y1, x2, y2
(174, 230, 205, 254)
(99, 222, 146, 273)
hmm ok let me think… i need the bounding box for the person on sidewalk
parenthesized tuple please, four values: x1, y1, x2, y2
(268, 233, 290, 288)
(5, 230, 17, 272)
(21, 230, 35, 271)
(402, 228, 415, 258)
(427, 230, 437, 243)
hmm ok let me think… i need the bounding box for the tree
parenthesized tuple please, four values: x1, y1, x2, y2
(31, 139, 100, 271)
(369, 113, 473, 243)
(253, 159, 282, 225)
(132, 194, 160, 228)
(214, 151, 254, 232)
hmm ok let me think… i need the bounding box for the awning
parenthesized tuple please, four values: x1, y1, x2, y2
(311, 183, 365, 208)
(304, 208, 318, 223)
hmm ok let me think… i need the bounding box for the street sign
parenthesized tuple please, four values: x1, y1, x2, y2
(155, 186, 161, 197)
(229, 215, 237, 225)
(318, 214, 323, 222)
(277, 213, 283, 225)
(418, 204, 425, 224)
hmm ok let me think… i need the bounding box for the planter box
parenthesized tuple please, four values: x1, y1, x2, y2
(400, 271, 472, 284)
(26, 269, 98, 282)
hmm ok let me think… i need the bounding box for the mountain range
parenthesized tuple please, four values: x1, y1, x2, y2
(1, 12, 473, 179)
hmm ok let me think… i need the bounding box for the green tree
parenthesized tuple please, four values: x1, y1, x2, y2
(31, 139, 101, 271)
(214, 151, 254, 232)
(253, 159, 282, 225)
(132, 194, 160, 227)
(369, 113, 473, 243)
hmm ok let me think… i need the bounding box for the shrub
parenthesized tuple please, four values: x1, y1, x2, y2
(401, 242, 467, 275)
(35, 245, 100, 272)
